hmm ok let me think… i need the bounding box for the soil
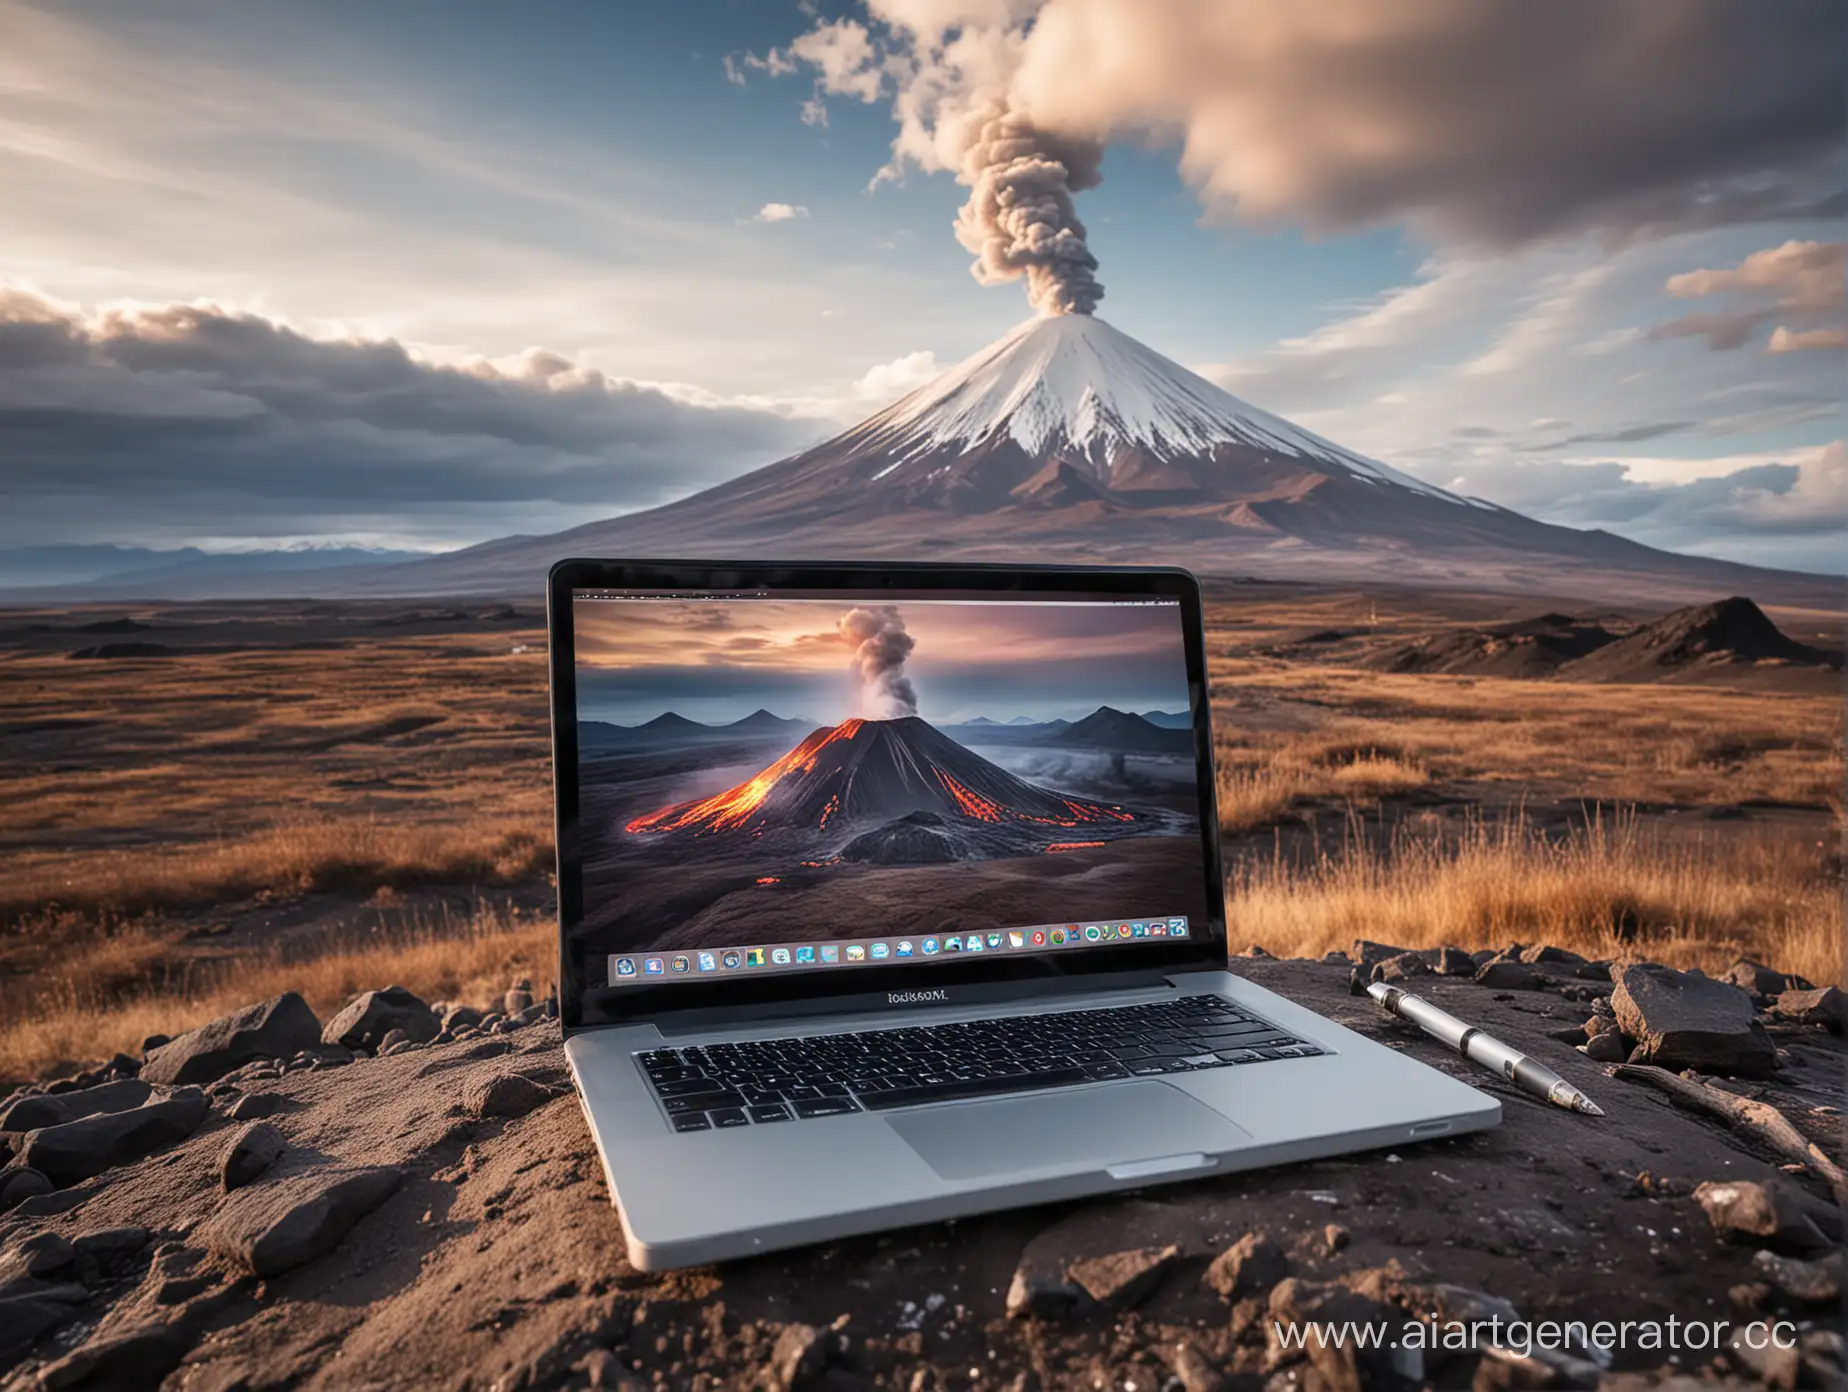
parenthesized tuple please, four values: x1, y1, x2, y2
(3, 957, 1841, 1390)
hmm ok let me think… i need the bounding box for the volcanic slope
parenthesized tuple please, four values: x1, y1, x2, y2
(624, 716, 1140, 841)
(336, 314, 1835, 607)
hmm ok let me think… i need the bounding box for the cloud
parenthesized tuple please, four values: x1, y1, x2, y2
(853, 349, 940, 403)
(753, 202, 811, 223)
(0, 288, 823, 548)
(1649, 240, 1846, 352)
(771, 0, 1845, 255)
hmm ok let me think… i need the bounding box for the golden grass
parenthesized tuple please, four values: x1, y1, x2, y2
(1227, 810, 1844, 987)
(1, 814, 552, 928)
(0, 902, 554, 1084)
(1216, 736, 1431, 832)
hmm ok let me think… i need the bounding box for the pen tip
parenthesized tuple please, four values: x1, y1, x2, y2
(1577, 1099, 1605, 1117)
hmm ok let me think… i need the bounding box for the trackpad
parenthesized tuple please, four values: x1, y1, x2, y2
(885, 1081, 1249, 1182)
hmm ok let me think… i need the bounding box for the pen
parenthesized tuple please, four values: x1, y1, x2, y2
(1366, 981, 1605, 1116)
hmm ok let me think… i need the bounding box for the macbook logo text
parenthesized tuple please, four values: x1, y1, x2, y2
(888, 989, 949, 1005)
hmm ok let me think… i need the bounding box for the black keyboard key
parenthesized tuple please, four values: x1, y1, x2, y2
(671, 1113, 711, 1132)
(792, 1097, 861, 1119)
(709, 1108, 750, 1128)
(656, 1077, 722, 1098)
(748, 1104, 791, 1123)
(858, 1067, 1090, 1111)
(663, 1092, 741, 1114)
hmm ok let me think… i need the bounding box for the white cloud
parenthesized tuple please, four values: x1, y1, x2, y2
(753, 202, 811, 223)
(853, 349, 940, 403)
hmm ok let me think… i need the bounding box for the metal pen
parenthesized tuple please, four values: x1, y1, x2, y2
(1367, 981, 1604, 1116)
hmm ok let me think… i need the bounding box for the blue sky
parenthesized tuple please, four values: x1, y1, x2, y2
(1, 0, 1842, 569)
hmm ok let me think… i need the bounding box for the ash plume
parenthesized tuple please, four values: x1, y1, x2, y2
(839, 605, 918, 717)
(954, 108, 1104, 315)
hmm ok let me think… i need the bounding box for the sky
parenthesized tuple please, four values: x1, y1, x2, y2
(1, 0, 1843, 570)
(572, 598, 1190, 726)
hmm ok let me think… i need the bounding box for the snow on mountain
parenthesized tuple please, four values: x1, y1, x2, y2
(856, 314, 1474, 506)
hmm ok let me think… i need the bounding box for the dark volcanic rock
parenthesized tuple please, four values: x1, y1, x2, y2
(1268, 1277, 1400, 1388)
(72, 1226, 150, 1261)
(200, 1165, 403, 1277)
(0, 1078, 152, 1133)
(1202, 1232, 1287, 1300)
(0, 1295, 77, 1362)
(35, 1320, 196, 1391)
(227, 1091, 292, 1121)
(0, 1167, 53, 1211)
(1004, 1261, 1084, 1321)
(1693, 1178, 1839, 1253)
(1611, 963, 1777, 1076)
(1581, 1032, 1626, 1063)
(1371, 952, 1429, 983)
(1474, 960, 1541, 990)
(1752, 1249, 1842, 1304)
(321, 986, 439, 1051)
(1066, 1244, 1179, 1309)
(1519, 944, 1586, 967)
(1351, 939, 1417, 969)
(221, 1120, 286, 1191)
(1770, 985, 1844, 1033)
(142, 993, 322, 1086)
(1427, 946, 1477, 977)
(16, 1087, 210, 1187)
(1723, 958, 1794, 998)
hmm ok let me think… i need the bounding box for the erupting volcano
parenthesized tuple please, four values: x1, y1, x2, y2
(626, 715, 1138, 843)
(359, 312, 1829, 609)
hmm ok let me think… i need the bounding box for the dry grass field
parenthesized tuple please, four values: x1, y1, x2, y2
(0, 586, 1839, 1082)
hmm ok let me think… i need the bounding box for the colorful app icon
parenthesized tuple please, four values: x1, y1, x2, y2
(795, 945, 816, 963)
(1150, 923, 1167, 937)
(944, 936, 963, 952)
(614, 957, 637, 978)
(721, 950, 741, 970)
(987, 933, 1003, 948)
(671, 955, 690, 973)
(820, 944, 840, 963)
(1007, 931, 1025, 948)
(845, 944, 866, 961)
(771, 947, 792, 965)
(1132, 923, 1148, 938)
(644, 957, 666, 974)
(1084, 925, 1101, 942)
(1169, 919, 1188, 938)
(870, 942, 890, 960)
(745, 948, 766, 967)
(697, 951, 718, 972)
(964, 936, 983, 953)
(1032, 929, 1047, 945)
(1049, 929, 1065, 945)
(921, 938, 939, 955)
(895, 940, 914, 957)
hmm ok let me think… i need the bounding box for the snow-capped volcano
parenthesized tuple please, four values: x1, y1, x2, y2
(854, 313, 1462, 504)
(326, 314, 1834, 609)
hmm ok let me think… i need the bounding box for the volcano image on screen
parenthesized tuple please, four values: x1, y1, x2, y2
(570, 596, 1209, 962)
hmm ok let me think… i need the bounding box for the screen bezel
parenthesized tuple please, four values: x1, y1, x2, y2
(548, 558, 1229, 1033)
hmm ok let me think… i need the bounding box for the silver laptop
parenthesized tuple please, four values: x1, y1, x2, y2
(547, 560, 1498, 1271)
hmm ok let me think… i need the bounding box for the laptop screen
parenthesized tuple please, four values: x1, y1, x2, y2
(562, 583, 1214, 1019)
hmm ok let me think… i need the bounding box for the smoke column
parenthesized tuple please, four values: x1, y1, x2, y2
(954, 107, 1105, 315)
(838, 606, 918, 718)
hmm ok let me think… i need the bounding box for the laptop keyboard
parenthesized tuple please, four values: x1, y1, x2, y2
(637, 994, 1321, 1132)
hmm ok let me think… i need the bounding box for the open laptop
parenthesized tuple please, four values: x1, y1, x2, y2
(548, 559, 1499, 1271)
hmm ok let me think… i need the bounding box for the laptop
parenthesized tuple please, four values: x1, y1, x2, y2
(547, 559, 1499, 1271)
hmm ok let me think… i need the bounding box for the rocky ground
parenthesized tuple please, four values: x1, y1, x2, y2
(1, 951, 1842, 1392)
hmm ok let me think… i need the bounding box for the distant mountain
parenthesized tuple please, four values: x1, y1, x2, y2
(1038, 706, 1193, 753)
(1005, 715, 1036, 725)
(722, 709, 818, 734)
(1137, 710, 1191, 729)
(1557, 597, 1840, 685)
(0, 545, 423, 598)
(1364, 613, 1622, 679)
(942, 717, 1070, 744)
(961, 716, 999, 726)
